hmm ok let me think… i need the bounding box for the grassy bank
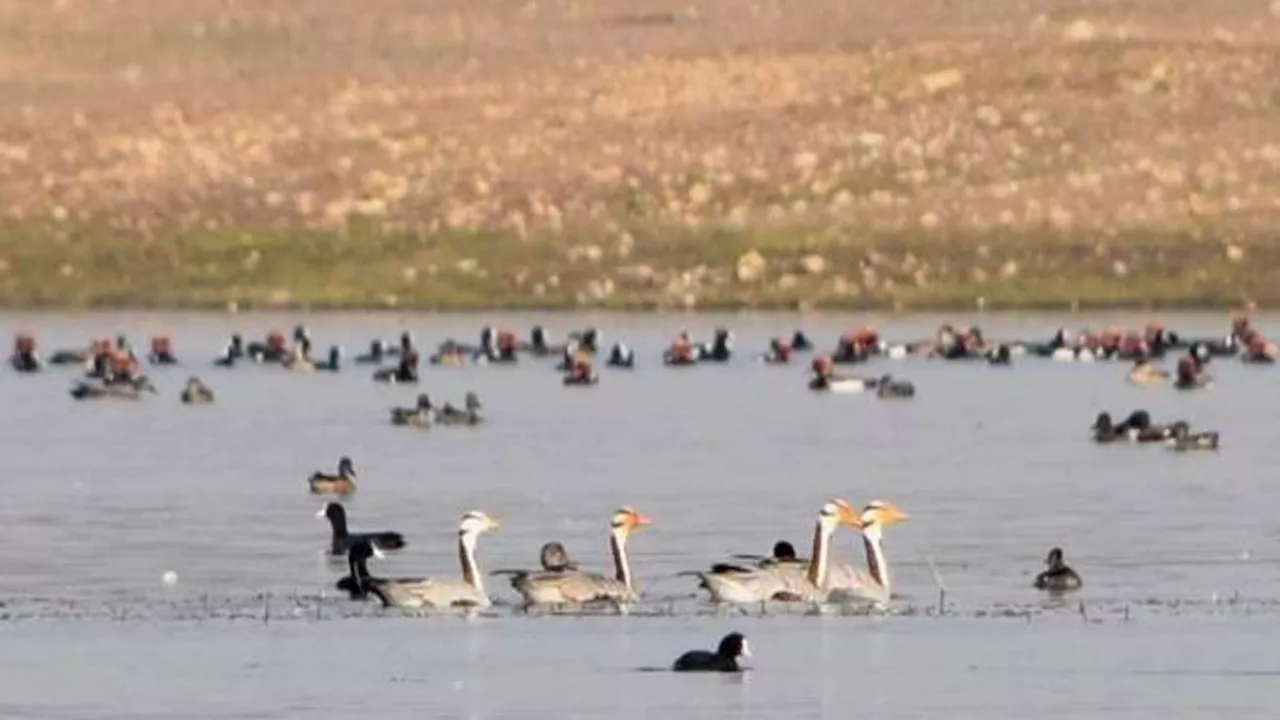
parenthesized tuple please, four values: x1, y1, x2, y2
(1, 0, 1278, 310)
(0, 222, 1273, 311)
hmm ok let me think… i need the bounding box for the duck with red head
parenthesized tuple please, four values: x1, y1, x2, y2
(148, 335, 178, 365)
(10, 333, 41, 372)
(1174, 353, 1212, 391)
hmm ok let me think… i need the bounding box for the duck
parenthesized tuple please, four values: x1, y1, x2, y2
(489, 541, 581, 585)
(1166, 421, 1221, 452)
(10, 333, 42, 372)
(355, 339, 391, 365)
(179, 376, 215, 404)
(663, 332, 698, 367)
(672, 632, 751, 673)
(373, 351, 420, 383)
(790, 330, 813, 352)
(309, 457, 358, 496)
(213, 345, 237, 368)
(390, 393, 435, 426)
(1033, 547, 1082, 592)
(808, 355, 875, 393)
(283, 340, 315, 372)
(438, 392, 483, 426)
(711, 540, 807, 574)
(1091, 410, 1151, 443)
(826, 500, 911, 606)
(875, 374, 916, 399)
(526, 325, 568, 357)
(69, 376, 157, 401)
(564, 351, 599, 386)
(148, 335, 178, 365)
(502, 508, 651, 610)
(690, 499, 862, 604)
(606, 342, 635, 369)
(1127, 358, 1170, 385)
(761, 338, 794, 365)
(317, 502, 406, 557)
(314, 345, 342, 372)
(697, 328, 734, 362)
(987, 343, 1013, 365)
(1173, 354, 1212, 391)
(363, 510, 501, 610)
(568, 327, 601, 355)
(335, 538, 384, 600)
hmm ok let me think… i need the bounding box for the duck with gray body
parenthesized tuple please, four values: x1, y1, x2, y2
(390, 393, 435, 426)
(438, 392, 483, 425)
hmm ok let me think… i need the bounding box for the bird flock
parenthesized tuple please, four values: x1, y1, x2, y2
(6, 313, 1267, 668)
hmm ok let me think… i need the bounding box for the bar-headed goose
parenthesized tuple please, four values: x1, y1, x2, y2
(691, 499, 861, 604)
(827, 500, 910, 606)
(504, 508, 651, 609)
(367, 510, 501, 610)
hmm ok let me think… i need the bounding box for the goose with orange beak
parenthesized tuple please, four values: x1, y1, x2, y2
(690, 499, 862, 604)
(827, 500, 910, 606)
(500, 508, 651, 609)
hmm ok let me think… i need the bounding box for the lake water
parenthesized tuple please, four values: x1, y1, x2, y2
(1, 310, 1277, 718)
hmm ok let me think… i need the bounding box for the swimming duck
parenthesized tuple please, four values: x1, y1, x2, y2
(390, 393, 435, 426)
(987, 343, 1013, 365)
(672, 632, 751, 673)
(373, 351, 420, 383)
(179, 377, 215, 404)
(438, 392, 483, 425)
(355, 339, 390, 365)
(712, 540, 807, 574)
(790, 330, 813, 352)
(564, 352, 598, 386)
(213, 345, 237, 368)
(1166, 422, 1221, 452)
(1091, 410, 1153, 443)
(69, 376, 157, 401)
(568, 327, 601, 355)
(148, 335, 178, 365)
(663, 332, 698, 366)
(317, 502, 406, 557)
(761, 338, 794, 365)
(488, 541, 582, 591)
(808, 355, 875, 393)
(10, 333, 41, 372)
(309, 457, 358, 496)
(606, 342, 635, 369)
(1127, 358, 1170, 385)
(363, 510, 501, 610)
(697, 328, 734, 362)
(1173, 354, 1212, 391)
(314, 345, 342, 372)
(875, 374, 916, 399)
(283, 339, 315, 372)
(1033, 547, 1082, 592)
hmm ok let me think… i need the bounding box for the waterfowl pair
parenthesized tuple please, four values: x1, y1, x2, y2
(309, 457, 357, 496)
(500, 508, 651, 611)
(69, 376, 157, 401)
(808, 356, 875, 393)
(317, 502, 406, 557)
(1091, 410, 1178, 444)
(389, 392, 483, 427)
(672, 632, 751, 673)
(356, 510, 502, 610)
(180, 377, 215, 404)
